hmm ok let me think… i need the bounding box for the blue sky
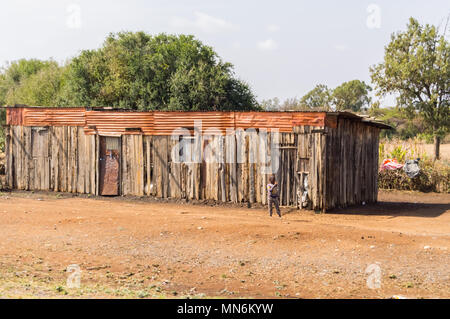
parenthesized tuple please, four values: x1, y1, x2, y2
(0, 0, 449, 105)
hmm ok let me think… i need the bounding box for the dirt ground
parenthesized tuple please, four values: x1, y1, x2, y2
(0, 189, 449, 299)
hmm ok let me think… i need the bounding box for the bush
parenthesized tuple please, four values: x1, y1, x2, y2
(378, 138, 449, 193)
(378, 163, 449, 193)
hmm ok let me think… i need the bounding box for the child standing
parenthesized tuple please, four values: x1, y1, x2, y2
(267, 176, 281, 217)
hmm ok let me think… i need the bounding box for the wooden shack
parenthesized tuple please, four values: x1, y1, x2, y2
(3, 106, 390, 212)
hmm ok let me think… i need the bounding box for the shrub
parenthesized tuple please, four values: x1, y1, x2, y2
(378, 138, 449, 193)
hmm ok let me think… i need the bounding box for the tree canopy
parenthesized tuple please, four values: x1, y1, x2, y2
(64, 32, 258, 110)
(299, 84, 332, 110)
(370, 17, 449, 159)
(264, 80, 371, 112)
(0, 32, 258, 111)
(332, 80, 372, 112)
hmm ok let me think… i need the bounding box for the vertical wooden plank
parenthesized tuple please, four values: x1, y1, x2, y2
(23, 126, 31, 191)
(248, 131, 256, 203)
(77, 127, 85, 193)
(145, 136, 152, 196)
(5, 126, 12, 188)
(220, 135, 227, 202)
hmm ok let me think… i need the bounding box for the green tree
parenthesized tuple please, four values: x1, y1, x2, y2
(260, 97, 281, 110)
(299, 84, 332, 110)
(332, 80, 372, 112)
(4, 63, 68, 106)
(0, 59, 59, 106)
(65, 32, 258, 110)
(370, 17, 449, 160)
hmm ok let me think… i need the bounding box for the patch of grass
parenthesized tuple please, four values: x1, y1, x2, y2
(55, 285, 68, 295)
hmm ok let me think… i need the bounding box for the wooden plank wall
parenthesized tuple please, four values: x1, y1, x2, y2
(293, 126, 326, 211)
(6, 125, 96, 194)
(143, 131, 289, 204)
(5, 122, 381, 211)
(122, 135, 144, 196)
(324, 118, 380, 210)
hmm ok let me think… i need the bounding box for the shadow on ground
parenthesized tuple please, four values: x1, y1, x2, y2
(328, 201, 449, 218)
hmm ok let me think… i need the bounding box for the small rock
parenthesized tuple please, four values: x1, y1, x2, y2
(424, 246, 431, 250)
(197, 226, 203, 230)
(370, 245, 375, 249)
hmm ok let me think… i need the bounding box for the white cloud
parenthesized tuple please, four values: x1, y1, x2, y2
(169, 11, 237, 33)
(267, 24, 280, 32)
(258, 38, 278, 51)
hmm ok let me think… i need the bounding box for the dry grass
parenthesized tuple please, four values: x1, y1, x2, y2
(422, 144, 450, 160)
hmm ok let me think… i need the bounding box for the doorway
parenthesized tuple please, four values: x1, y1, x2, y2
(99, 136, 121, 195)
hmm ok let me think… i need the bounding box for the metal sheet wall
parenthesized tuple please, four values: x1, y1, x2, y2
(5, 107, 346, 135)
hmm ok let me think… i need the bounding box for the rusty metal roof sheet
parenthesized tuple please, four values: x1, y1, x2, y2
(3, 106, 391, 134)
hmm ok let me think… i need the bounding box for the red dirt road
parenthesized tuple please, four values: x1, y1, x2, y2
(0, 190, 449, 298)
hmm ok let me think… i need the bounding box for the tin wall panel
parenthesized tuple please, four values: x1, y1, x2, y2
(291, 112, 327, 127)
(85, 111, 154, 136)
(234, 112, 294, 132)
(6, 107, 24, 125)
(4, 107, 368, 135)
(22, 108, 85, 126)
(152, 111, 235, 135)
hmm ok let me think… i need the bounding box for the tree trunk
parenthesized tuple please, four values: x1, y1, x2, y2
(433, 135, 440, 161)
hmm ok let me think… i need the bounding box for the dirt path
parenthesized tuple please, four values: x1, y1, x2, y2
(0, 190, 448, 298)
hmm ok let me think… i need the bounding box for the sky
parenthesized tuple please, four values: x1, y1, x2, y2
(0, 0, 449, 105)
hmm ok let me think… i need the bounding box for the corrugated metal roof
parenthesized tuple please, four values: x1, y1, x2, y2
(23, 107, 86, 126)
(153, 111, 235, 135)
(3, 106, 391, 134)
(85, 111, 154, 136)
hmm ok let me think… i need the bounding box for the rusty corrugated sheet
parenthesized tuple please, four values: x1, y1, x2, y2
(292, 112, 327, 127)
(6, 107, 24, 125)
(152, 111, 235, 135)
(4, 107, 369, 135)
(234, 112, 294, 132)
(84, 111, 154, 136)
(22, 107, 86, 126)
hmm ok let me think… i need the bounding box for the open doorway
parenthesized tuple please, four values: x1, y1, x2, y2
(99, 136, 121, 195)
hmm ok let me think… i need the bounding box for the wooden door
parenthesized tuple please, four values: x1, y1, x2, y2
(277, 133, 298, 206)
(99, 136, 120, 195)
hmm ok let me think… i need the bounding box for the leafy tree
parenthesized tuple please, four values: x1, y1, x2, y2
(0, 59, 59, 106)
(65, 32, 258, 110)
(369, 106, 426, 140)
(4, 63, 68, 106)
(279, 97, 303, 111)
(260, 97, 281, 110)
(332, 80, 372, 112)
(370, 17, 449, 160)
(299, 84, 332, 110)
